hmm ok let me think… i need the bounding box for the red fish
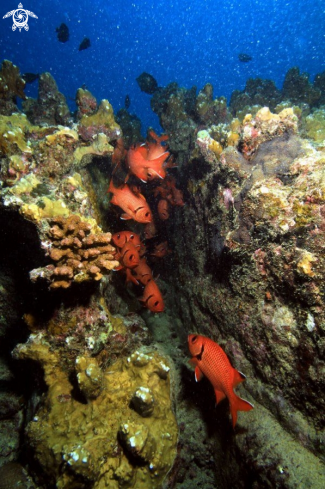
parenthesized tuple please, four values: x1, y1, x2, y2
(154, 175, 184, 206)
(158, 199, 169, 220)
(125, 267, 140, 285)
(133, 258, 153, 285)
(170, 184, 184, 206)
(151, 241, 170, 258)
(143, 221, 157, 240)
(108, 180, 152, 223)
(127, 145, 151, 182)
(188, 334, 254, 427)
(112, 231, 141, 249)
(116, 242, 140, 269)
(127, 132, 170, 182)
(139, 279, 164, 312)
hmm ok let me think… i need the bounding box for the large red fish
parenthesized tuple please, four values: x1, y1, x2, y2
(127, 145, 151, 182)
(139, 279, 164, 312)
(188, 334, 254, 427)
(127, 132, 170, 182)
(108, 180, 152, 223)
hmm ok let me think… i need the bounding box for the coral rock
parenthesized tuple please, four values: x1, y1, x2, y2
(30, 214, 119, 288)
(0, 60, 26, 115)
(23, 72, 71, 126)
(75, 356, 104, 399)
(75, 88, 98, 118)
(13, 337, 177, 488)
(130, 386, 155, 417)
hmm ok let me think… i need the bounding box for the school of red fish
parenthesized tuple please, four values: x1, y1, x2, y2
(108, 131, 183, 313)
(108, 132, 253, 427)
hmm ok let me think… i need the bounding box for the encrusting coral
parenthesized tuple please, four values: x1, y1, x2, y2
(13, 337, 177, 488)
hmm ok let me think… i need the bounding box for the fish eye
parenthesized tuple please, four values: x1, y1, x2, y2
(129, 254, 134, 260)
(191, 335, 197, 343)
(130, 234, 134, 239)
(145, 212, 150, 217)
(154, 301, 159, 306)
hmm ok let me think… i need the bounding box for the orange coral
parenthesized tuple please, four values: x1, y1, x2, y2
(34, 215, 119, 288)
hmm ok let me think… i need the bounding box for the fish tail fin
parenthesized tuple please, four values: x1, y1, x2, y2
(230, 394, 254, 428)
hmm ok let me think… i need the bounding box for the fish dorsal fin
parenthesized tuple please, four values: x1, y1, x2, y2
(214, 389, 226, 405)
(233, 369, 246, 387)
(194, 366, 204, 382)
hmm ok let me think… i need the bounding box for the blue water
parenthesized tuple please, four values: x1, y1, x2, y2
(1, 0, 324, 132)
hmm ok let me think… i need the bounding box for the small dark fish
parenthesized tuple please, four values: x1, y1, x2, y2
(125, 95, 130, 109)
(136, 72, 158, 95)
(79, 37, 91, 51)
(22, 72, 39, 84)
(238, 53, 252, 62)
(56, 23, 69, 43)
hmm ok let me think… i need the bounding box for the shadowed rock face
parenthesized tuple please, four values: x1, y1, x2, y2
(160, 120, 325, 486)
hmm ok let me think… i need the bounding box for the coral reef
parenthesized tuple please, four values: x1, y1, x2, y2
(230, 77, 282, 116)
(78, 99, 121, 142)
(2, 57, 325, 489)
(304, 108, 325, 143)
(282, 67, 321, 106)
(23, 72, 72, 126)
(76, 87, 98, 118)
(13, 337, 177, 488)
(0, 60, 26, 116)
(116, 108, 143, 147)
(230, 66, 325, 119)
(162, 102, 325, 486)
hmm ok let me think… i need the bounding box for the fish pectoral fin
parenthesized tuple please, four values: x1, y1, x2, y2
(233, 369, 246, 387)
(214, 389, 226, 405)
(121, 213, 132, 220)
(194, 366, 204, 382)
(189, 357, 198, 367)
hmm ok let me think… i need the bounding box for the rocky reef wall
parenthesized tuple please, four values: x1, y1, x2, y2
(157, 105, 325, 486)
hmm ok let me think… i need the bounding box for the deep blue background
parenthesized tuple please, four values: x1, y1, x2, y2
(1, 0, 324, 132)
